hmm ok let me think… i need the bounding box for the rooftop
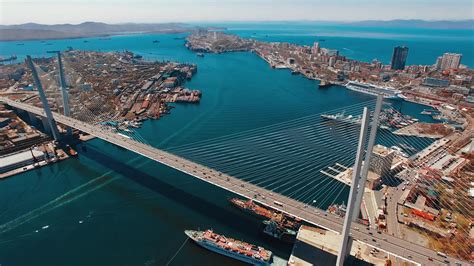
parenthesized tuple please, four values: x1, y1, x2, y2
(0, 149, 44, 168)
(372, 144, 393, 157)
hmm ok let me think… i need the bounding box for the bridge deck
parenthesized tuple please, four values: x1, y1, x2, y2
(1, 97, 468, 266)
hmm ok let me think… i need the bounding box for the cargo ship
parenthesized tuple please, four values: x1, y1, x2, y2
(185, 229, 272, 265)
(261, 220, 297, 243)
(345, 81, 404, 99)
(229, 198, 301, 230)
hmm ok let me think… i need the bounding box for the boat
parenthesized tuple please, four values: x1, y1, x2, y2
(230, 198, 274, 220)
(399, 143, 417, 152)
(321, 112, 362, 125)
(0, 55, 17, 63)
(291, 70, 299, 75)
(390, 146, 402, 152)
(185, 229, 272, 265)
(197, 53, 205, 57)
(152, 40, 160, 43)
(261, 220, 297, 243)
(318, 80, 332, 88)
(345, 81, 403, 99)
(229, 198, 301, 230)
(66, 145, 78, 157)
(420, 109, 440, 115)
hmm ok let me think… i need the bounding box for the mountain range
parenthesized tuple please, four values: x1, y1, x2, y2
(0, 22, 210, 41)
(0, 20, 472, 41)
(346, 19, 473, 29)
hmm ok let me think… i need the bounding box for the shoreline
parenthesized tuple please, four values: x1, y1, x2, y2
(0, 133, 96, 180)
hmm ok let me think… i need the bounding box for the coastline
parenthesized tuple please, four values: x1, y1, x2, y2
(0, 30, 196, 42)
(0, 133, 96, 180)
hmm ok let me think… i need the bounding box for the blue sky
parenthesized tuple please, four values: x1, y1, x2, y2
(1, 0, 473, 24)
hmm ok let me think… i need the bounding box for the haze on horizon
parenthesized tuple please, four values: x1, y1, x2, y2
(0, 0, 473, 25)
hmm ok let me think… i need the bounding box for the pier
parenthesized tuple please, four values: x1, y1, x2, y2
(320, 163, 352, 186)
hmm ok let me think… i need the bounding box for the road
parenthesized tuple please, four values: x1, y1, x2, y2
(1, 97, 469, 266)
(386, 185, 406, 238)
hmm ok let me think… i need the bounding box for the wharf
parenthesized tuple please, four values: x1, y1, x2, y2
(288, 225, 391, 266)
(1, 133, 96, 180)
(0, 147, 69, 179)
(320, 163, 352, 186)
(393, 122, 454, 139)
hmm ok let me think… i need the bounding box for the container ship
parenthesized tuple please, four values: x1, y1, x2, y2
(345, 81, 404, 99)
(185, 229, 272, 265)
(229, 198, 301, 230)
(261, 220, 297, 243)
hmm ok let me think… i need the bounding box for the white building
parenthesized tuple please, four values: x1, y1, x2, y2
(0, 149, 46, 174)
(438, 53, 462, 70)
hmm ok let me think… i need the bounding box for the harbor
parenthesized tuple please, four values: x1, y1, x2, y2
(0, 24, 472, 266)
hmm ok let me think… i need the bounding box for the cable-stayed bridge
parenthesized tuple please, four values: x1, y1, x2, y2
(0, 98, 467, 266)
(1, 54, 471, 266)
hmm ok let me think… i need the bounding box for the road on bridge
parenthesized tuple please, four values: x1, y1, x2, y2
(1, 97, 468, 266)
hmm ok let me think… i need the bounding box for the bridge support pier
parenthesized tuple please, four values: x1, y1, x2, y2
(41, 117, 51, 135)
(336, 106, 370, 266)
(26, 55, 60, 141)
(28, 112, 38, 124)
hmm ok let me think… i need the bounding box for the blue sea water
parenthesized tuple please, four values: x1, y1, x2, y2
(0, 23, 471, 265)
(206, 22, 474, 67)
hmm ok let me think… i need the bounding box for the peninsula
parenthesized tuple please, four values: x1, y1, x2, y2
(185, 31, 474, 110)
(0, 22, 223, 41)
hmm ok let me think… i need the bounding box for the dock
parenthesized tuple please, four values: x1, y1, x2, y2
(288, 225, 392, 266)
(320, 163, 352, 186)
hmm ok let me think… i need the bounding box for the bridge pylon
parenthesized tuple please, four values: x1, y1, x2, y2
(26, 55, 61, 141)
(55, 51, 72, 137)
(336, 95, 384, 265)
(336, 106, 370, 266)
(352, 95, 383, 221)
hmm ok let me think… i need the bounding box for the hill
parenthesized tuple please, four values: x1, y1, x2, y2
(0, 22, 209, 41)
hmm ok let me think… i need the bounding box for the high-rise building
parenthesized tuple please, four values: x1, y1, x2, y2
(435, 56, 443, 70)
(369, 145, 395, 178)
(328, 56, 336, 67)
(312, 42, 320, 55)
(438, 53, 462, 70)
(390, 46, 409, 70)
(326, 49, 339, 56)
(372, 59, 382, 69)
